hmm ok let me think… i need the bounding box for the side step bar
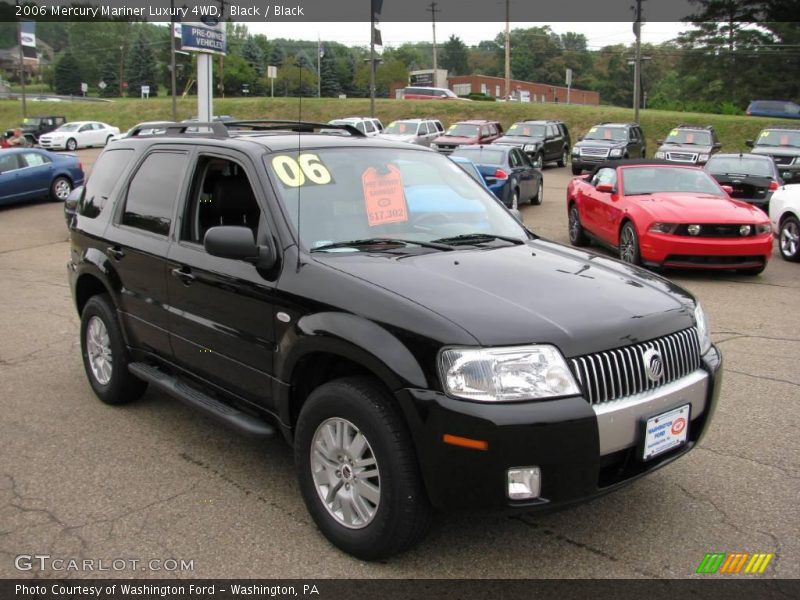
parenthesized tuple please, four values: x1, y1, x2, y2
(128, 362, 276, 438)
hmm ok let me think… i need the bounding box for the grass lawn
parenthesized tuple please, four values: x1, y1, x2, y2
(1, 95, 795, 154)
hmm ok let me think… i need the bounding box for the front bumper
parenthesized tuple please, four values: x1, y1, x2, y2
(38, 138, 67, 150)
(572, 154, 621, 172)
(395, 345, 722, 512)
(640, 232, 773, 269)
(775, 163, 800, 183)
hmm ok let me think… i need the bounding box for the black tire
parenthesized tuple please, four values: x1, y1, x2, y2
(533, 153, 544, 169)
(531, 181, 543, 205)
(619, 221, 642, 266)
(66, 138, 77, 151)
(738, 265, 766, 276)
(80, 294, 147, 405)
(571, 165, 582, 176)
(778, 215, 800, 262)
(295, 376, 433, 560)
(511, 188, 520, 210)
(557, 147, 568, 167)
(50, 176, 72, 202)
(106, 135, 114, 146)
(568, 203, 589, 246)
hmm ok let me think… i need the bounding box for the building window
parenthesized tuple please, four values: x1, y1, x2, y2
(495, 85, 500, 97)
(481, 83, 488, 95)
(452, 83, 471, 96)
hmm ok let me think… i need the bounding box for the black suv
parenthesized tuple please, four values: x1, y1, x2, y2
(493, 120, 571, 169)
(746, 127, 800, 183)
(655, 124, 721, 165)
(67, 120, 721, 560)
(571, 122, 646, 175)
(6, 115, 66, 145)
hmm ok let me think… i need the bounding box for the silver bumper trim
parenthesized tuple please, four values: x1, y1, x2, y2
(594, 369, 708, 456)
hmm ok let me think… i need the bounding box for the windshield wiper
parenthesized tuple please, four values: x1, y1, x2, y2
(430, 233, 526, 246)
(310, 238, 453, 252)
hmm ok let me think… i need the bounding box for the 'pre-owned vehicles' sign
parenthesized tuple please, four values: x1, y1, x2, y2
(181, 22, 227, 55)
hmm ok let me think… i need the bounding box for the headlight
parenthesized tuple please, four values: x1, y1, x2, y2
(699, 154, 710, 162)
(439, 345, 580, 402)
(694, 304, 711, 355)
(655, 151, 665, 159)
(430, 143, 439, 149)
(609, 148, 623, 158)
(523, 144, 538, 152)
(649, 222, 678, 234)
(755, 223, 772, 235)
(572, 147, 580, 155)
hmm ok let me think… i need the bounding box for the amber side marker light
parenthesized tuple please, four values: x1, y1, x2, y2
(443, 434, 489, 451)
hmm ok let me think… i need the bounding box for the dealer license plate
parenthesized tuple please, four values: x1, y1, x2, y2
(642, 404, 690, 461)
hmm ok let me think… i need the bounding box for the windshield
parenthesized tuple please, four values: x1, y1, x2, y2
(755, 130, 800, 147)
(22, 117, 42, 126)
(665, 129, 712, 145)
(56, 124, 81, 132)
(444, 124, 479, 137)
(584, 126, 627, 142)
(264, 148, 527, 252)
(451, 147, 506, 165)
(706, 156, 774, 178)
(506, 123, 545, 137)
(622, 167, 724, 196)
(383, 121, 419, 135)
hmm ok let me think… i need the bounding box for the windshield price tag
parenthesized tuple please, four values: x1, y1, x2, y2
(271, 154, 333, 188)
(760, 131, 770, 138)
(669, 129, 678, 137)
(588, 127, 597, 133)
(362, 165, 408, 227)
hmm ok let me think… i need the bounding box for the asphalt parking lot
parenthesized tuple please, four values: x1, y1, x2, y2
(1, 147, 798, 579)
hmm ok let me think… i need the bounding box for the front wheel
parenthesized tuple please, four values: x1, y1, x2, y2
(619, 222, 642, 266)
(779, 216, 800, 261)
(571, 165, 582, 176)
(533, 153, 544, 169)
(106, 135, 114, 146)
(511, 188, 520, 210)
(50, 176, 72, 202)
(295, 377, 432, 560)
(66, 138, 78, 151)
(80, 294, 147, 405)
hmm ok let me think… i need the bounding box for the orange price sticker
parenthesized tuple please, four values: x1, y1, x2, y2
(362, 165, 408, 227)
(523, 127, 531, 136)
(686, 133, 694, 143)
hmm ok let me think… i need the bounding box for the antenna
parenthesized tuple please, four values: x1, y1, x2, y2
(296, 63, 303, 272)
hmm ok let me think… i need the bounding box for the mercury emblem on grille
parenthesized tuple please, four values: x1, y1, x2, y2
(642, 347, 664, 382)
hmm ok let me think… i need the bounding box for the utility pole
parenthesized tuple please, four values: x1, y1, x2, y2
(16, 20, 26, 118)
(317, 34, 321, 98)
(427, 2, 440, 84)
(633, 0, 644, 123)
(504, 0, 510, 99)
(170, 0, 177, 121)
(119, 45, 125, 98)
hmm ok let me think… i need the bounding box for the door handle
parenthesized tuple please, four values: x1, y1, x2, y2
(106, 246, 125, 260)
(171, 267, 196, 285)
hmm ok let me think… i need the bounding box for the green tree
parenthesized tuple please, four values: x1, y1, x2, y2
(53, 52, 82, 95)
(98, 55, 120, 97)
(126, 30, 158, 97)
(242, 36, 265, 76)
(222, 54, 257, 96)
(319, 51, 341, 97)
(441, 35, 469, 75)
(268, 43, 285, 67)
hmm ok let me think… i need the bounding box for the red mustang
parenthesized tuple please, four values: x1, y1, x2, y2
(566, 160, 773, 275)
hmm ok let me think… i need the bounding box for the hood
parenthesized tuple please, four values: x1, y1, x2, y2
(633, 192, 769, 223)
(495, 135, 543, 147)
(658, 143, 713, 154)
(434, 135, 478, 145)
(314, 240, 696, 357)
(574, 139, 626, 149)
(751, 146, 800, 158)
(377, 133, 416, 143)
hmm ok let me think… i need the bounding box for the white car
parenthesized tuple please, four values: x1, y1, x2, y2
(327, 117, 383, 137)
(768, 184, 800, 261)
(38, 121, 120, 151)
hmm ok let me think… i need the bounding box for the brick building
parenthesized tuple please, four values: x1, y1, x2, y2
(448, 75, 599, 105)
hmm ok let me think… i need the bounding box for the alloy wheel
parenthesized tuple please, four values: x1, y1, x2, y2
(86, 316, 113, 385)
(781, 220, 799, 258)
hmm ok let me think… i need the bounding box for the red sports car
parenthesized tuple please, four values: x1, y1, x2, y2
(566, 160, 773, 275)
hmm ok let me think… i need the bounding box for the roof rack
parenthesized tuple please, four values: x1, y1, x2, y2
(126, 121, 229, 137)
(676, 123, 714, 129)
(226, 119, 366, 137)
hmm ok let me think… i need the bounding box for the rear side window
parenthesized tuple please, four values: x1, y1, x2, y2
(122, 151, 188, 236)
(79, 149, 134, 219)
(21, 152, 50, 167)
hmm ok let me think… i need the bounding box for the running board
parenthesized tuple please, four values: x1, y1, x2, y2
(128, 362, 276, 438)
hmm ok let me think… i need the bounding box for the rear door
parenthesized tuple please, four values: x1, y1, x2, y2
(104, 147, 190, 358)
(545, 124, 564, 161)
(510, 148, 535, 198)
(19, 151, 54, 198)
(166, 150, 279, 409)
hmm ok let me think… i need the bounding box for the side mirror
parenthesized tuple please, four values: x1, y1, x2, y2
(64, 185, 84, 228)
(204, 226, 275, 269)
(596, 183, 615, 193)
(721, 185, 734, 195)
(745, 139, 754, 148)
(656, 139, 663, 145)
(713, 142, 722, 148)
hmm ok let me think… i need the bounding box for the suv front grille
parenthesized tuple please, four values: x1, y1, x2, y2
(569, 328, 701, 405)
(772, 155, 794, 166)
(579, 147, 609, 158)
(666, 152, 698, 163)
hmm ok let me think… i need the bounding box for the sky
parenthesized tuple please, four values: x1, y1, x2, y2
(244, 21, 689, 49)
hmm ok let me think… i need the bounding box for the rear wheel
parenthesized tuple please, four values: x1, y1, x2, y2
(619, 222, 641, 266)
(295, 377, 433, 560)
(557, 148, 568, 167)
(50, 176, 72, 202)
(779, 216, 800, 261)
(568, 204, 589, 246)
(80, 294, 147, 405)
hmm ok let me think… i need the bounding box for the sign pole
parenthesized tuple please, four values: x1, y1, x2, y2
(197, 53, 213, 122)
(170, 1, 177, 121)
(17, 20, 27, 118)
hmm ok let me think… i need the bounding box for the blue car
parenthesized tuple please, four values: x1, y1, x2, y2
(0, 148, 84, 206)
(450, 144, 543, 209)
(746, 100, 800, 120)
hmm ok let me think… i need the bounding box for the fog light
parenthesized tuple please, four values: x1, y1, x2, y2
(688, 224, 701, 236)
(739, 224, 752, 236)
(507, 467, 541, 500)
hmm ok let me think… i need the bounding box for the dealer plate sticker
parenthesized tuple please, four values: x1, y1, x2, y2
(642, 404, 690, 461)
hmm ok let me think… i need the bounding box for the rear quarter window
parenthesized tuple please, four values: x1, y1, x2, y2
(79, 149, 134, 219)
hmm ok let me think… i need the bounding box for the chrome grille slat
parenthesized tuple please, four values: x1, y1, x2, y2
(569, 327, 701, 405)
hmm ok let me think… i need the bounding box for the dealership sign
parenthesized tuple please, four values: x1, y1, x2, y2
(180, 22, 227, 56)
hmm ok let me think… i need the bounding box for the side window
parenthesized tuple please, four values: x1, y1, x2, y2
(364, 121, 375, 134)
(509, 150, 522, 168)
(79, 124, 92, 133)
(0, 153, 20, 174)
(480, 125, 490, 138)
(356, 122, 366, 134)
(592, 168, 617, 189)
(122, 151, 188, 235)
(181, 156, 262, 245)
(21, 152, 51, 167)
(546, 125, 557, 137)
(79, 149, 134, 219)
